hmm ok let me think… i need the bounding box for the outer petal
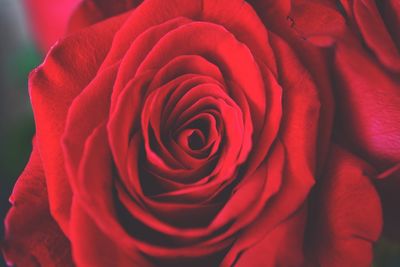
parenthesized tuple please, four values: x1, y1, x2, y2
(68, 0, 143, 33)
(352, 0, 400, 72)
(29, 13, 128, 235)
(334, 40, 400, 240)
(233, 206, 307, 267)
(306, 146, 382, 267)
(332, 0, 400, 242)
(289, 0, 400, 243)
(249, 0, 335, 176)
(247, 0, 291, 20)
(288, 0, 346, 46)
(334, 40, 400, 166)
(221, 32, 319, 267)
(70, 199, 153, 267)
(2, 141, 73, 267)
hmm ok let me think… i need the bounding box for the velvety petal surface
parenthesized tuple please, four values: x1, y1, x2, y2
(68, 0, 143, 33)
(29, 13, 129, 235)
(307, 146, 382, 267)
(2, 142, 73, 267)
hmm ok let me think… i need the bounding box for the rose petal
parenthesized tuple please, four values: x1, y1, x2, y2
(353, 0, 400, 72)
(221, 32, 319, 266)
(212, 140, 284, 233)
(233, 206, 307, 267)
(70, 199, 153, 267)
(135, 21, 266, 130)
(306, 146, 382, 266)
(63, 64, 119, 180)
(335, 40, 400, 165)
(149, 55, 225, 90)
(72, 122, 232, 259)
(30, 12, 129, 234)
(250, 0, 335, 175)
(288, 0, 346, 46)
(2, 141, 73, 267)
(68, 0, 143, 33)
(109, 17, 192, 109)
(102, 0, 278, 75)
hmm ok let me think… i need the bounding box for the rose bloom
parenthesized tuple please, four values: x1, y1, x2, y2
(3, 0, 398, 266)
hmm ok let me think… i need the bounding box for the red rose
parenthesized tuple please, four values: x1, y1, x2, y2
(3, 0, 384, 266)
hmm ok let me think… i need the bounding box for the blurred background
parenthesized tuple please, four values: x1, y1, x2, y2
(0, 0, 38, 259)
(0, 0, 46, 265)
(0, 0, 399, 266)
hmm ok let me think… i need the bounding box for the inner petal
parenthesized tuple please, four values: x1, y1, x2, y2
(178, 129, 206, 151)
(172, 112, 221, 160)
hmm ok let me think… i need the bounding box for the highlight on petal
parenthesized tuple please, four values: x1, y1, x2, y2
(222, 32, 320, 266)
(334, 40, 400, 166)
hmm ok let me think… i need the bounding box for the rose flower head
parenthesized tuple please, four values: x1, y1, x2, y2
(3, 0, 392, 266)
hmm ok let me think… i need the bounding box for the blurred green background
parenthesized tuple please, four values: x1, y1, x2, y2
(0, 0, 399, 266)
(1, 0, 39, 265)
